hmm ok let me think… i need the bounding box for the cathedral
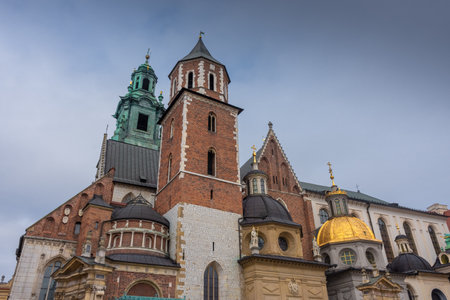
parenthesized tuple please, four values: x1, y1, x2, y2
(7, 37, 450, 300)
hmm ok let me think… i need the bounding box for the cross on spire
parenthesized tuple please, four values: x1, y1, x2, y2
(327, 162, 336, 186)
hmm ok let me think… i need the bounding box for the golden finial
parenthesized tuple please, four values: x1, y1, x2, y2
(327, 162, 336, 186)
(129, 80, 133, 86)
(160, 91, 163, 95)
(251, 145, 257, 163)
(145, 48, 150, 61)
(395, 224, 400, 234)
(199, 31, 205, 39)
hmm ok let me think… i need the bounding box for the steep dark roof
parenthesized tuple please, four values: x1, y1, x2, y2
(387, 253, 434, 273)
(105, 140, 159, 188)
(86, 194, 112, 209)
(111, 195, 169, 227)
(180, 38, 222, 65)
(107, 253, 179, 268)
(241, 194, 299, 227)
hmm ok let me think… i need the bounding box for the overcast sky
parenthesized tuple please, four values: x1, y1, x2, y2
(1, 0, 449, 279)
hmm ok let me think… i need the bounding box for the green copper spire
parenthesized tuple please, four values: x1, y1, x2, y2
(111, 52, 165, 150)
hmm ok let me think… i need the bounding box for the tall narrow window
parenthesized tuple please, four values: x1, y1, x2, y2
(142, 78, 150, 91)
(208, 113, 216, 132)
(135, 77, 140, 89)
(137, 113, 149, 131)
(39, 260, 62, 300)
(403, 222, 417, 254)
(188, 72, 194, 88)
(209, 73, 215, 90)
(170, 119, 174, 139)
(74, 222, 81, 235)
(204, 264, 219, 300)
(428, 226, 441, 255)
(168, 154, 172, 182)
(260, 178, 265, 193)
(207, 149, 216, 176)
(378, 218, 394, 262)
(252, 178, 258, 194)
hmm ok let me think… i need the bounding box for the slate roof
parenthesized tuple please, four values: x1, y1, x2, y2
(107, 253, 180, 268)
(111, 194, 170, 227)
(387, 253, 434, 273)
(180, 37, 222, 65)
(86, 194, 112, 209)
(105, 140, 159, 188)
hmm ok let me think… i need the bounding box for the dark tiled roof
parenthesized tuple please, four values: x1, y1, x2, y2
(238, 254, 330, 267)
(299, 181, 389, 205)
(105, 140, 159, 188)
(87, 194, 112, 209)
(180, 38, 221, 65)
(387, 253, 434, 273)
(241, 194, 299, 227)
(111, 195, 169, 227)
(107, 253, 179, 268)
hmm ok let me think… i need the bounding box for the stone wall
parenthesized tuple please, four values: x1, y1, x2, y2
(164, 203, 242, 300)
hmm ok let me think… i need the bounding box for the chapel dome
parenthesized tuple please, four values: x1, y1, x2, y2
(387, 253, 433, 273)
(241, 194, 298, 226)
(317, 216, 380, 247)
(111, 194, 169, 227)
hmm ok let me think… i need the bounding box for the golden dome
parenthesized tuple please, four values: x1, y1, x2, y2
(317, 216, 381, 247)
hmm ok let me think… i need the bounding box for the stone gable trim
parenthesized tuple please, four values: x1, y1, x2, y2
(25, 235, 78, 245)
(259, 126, 303, 192)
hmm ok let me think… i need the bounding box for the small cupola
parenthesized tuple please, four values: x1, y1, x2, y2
(129, 50, 158, 96)
(243, 146, 268, 195)
(394, 225, 413, 254)
(325, 162, 349, 217)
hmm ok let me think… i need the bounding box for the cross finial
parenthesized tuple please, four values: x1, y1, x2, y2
(251, 145, 257, 163)
(145, 48, 150, 63)
(327, 162, 336, 186)
(199, 31, 205, 39)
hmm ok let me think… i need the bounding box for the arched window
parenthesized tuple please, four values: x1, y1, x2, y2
(441, 254, 449, 264)
(207, 149, 216, 176)
(319, 209, 329, 224)
(167, 154, 172, 182)
(142, 78, 150, 91)
(172, 78, 177, 96)
(209, 73, 215, 90)
(188, 72, 194, 88)
(135, 77, 140, 89)
(403, 222, 417, 254)
(38, 260, 62, 300)
(113, 236, 120, 248)
(122, 192, 135, 203)
(428, 226, 441, 255)
(170, 119, 174, 139)
(127, 281, 159, 297)
(43, 217, 55, 232)
(204, 264, 219, 300)
(407, 285, 416, 300)
(431, 289, 447, 300)
(378, 218, 394, 262)
(252, 178, 258, 194)
(208, 113, 216, 132)
(260, 178, 265, 193)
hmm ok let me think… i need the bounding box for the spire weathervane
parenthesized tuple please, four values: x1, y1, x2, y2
(251, 145, 257, 164)
(327, 162, 336, 186)
(199, 31, 205, 39)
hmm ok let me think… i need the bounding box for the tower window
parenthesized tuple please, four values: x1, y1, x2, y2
(260, 178, 265, 193)
(252, 178, 258, 194)
(207, 149, 216, 176)
(210, 189, 213, 200)
(135, 77, 140, 89)
(168, 154, 172, 182)
(209, 73, 215, 90)
(142, 78, 150, 91)
(74, 222, 81, 235)
(170, 119, 174, 139)
(208, 113, 216, 132)
(137, 113, 149, 131)
(188, 72, 194, 88)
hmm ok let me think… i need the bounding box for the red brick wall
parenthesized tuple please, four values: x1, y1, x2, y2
(256, 136, 315, 260)
(104, 269, 177, 299)
(156, 92, 241, 215)
(25, 170, 115, 247)
(169, 59, 229, 104)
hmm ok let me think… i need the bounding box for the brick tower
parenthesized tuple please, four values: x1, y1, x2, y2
(155, 35, 243, 299)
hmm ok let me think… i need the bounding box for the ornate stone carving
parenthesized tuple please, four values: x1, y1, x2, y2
(288, 278, 299, 295)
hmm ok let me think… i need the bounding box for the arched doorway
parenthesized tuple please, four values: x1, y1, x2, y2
(432, 289, 447, 300)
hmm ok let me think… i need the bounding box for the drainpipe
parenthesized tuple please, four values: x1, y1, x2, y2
(366, 203, 374, 233)
(238, 217, 243, 259)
